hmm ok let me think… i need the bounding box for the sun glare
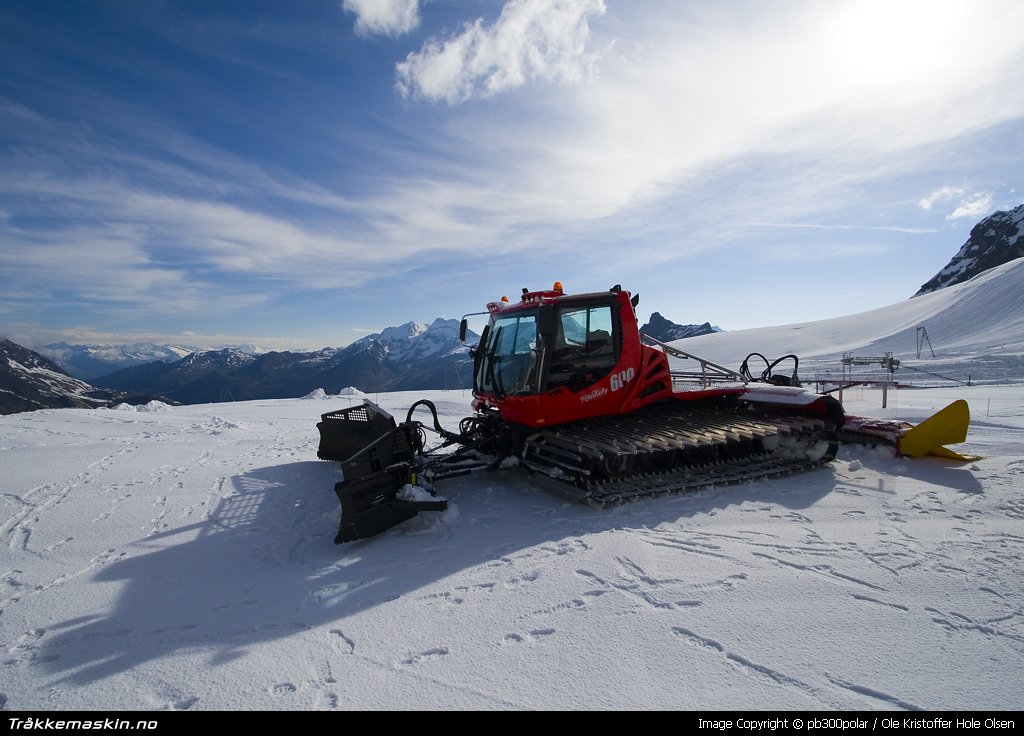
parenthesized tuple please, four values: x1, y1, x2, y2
(830, 0, 964, 88)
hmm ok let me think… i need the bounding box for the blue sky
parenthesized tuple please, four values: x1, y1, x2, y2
(2, 0, 1023, 351)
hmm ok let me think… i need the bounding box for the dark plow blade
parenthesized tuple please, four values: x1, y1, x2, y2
(317, 402, 446, 543)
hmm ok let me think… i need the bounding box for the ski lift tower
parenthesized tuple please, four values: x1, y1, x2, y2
(916, 326, 935, 359)
(841, 352, 901, 407)
(842, 352, 901, 380)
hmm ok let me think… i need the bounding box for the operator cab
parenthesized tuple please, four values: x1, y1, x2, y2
(471, 287, 622, 399)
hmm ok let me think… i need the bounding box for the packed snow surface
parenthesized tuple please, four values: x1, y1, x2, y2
(2, 262, 1024, 710)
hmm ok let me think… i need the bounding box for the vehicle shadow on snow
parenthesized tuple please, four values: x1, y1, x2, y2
(41, 459, 838, 687)
(838, 447, 985, 495)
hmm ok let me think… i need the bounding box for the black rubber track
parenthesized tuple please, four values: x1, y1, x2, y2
(520, 402, 838, 506)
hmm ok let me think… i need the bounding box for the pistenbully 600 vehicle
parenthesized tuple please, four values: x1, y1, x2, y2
(317, 283, 976, 543)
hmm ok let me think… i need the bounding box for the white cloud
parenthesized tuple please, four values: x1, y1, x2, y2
(947, 191, 994, 220)
(342, 0, 420, 37)
(396, 0, 606, 103)
(921, 187, 991, 219)
(403, 0, 1024, 236)
(919, 186, 964, 210)
(550, 1, 1024, 217)
(919, 186, 997, 221)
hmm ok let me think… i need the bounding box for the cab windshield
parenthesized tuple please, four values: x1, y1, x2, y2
(475, 310, 539, 396)
(474, 300, 620, 397)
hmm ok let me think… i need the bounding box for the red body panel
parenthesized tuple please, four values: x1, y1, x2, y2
(473, 288, 746, 429)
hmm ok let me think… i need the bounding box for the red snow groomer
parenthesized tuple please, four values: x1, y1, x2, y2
(317, 283, 976, 543)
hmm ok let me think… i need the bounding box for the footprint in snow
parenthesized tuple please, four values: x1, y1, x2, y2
(502, 629, 555, 644)
(329, 629, 355, 654)
(167, 696, 199, 710)
(399, 647, 449, 666)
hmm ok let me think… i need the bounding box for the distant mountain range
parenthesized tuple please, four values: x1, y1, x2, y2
(41, 312, 716, 384)
(0, 339, 160, 415)
(915, 203, 1024, 295)
(41, 341, 264, 380)
(89, 318, 477, 405)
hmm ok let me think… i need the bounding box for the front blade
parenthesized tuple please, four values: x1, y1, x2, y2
(897, 399, 974, 459)
(334, 468, 446, 543)
(318, 400, 448, 543)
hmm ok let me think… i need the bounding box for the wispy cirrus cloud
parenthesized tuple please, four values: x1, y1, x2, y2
(759, 242, 896, 263)
(0, 183, 401, 304)
(0, 218, 212, 316)
(744, 222, 938, 235)
(396, 0, 606, 103)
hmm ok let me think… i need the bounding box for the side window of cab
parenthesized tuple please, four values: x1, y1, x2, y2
(547, 304, 618, 391)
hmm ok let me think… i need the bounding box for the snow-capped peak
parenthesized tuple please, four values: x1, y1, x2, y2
(915, 203, 1024, 295)
(378, 321, 430, 343)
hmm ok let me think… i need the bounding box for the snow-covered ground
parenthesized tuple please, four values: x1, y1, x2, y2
(3, 264, 1024, 711)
